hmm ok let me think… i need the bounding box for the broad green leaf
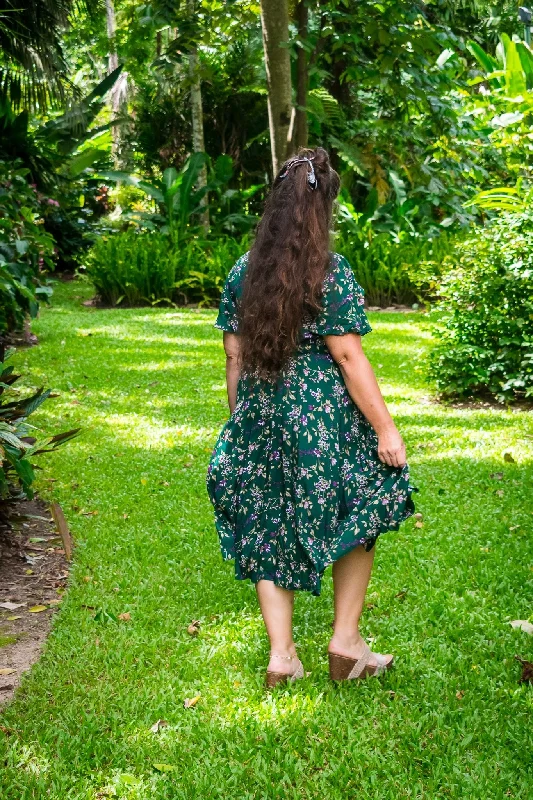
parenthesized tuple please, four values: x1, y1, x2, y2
(467, 40, 503, 87)
(68, 148, 107, 177)
(162, 168, 179, 192)
(516, 42, 533, 90)
(501, 34, 526, 95)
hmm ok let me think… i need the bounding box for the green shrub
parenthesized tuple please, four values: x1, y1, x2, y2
(0, 160, 55, 334)
(0, 345, 79, 504)
(336, 227, 456, 307)
(85, 230, 250, 307)
(428, 212, 533, 401)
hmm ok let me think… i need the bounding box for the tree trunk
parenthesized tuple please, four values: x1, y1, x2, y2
(105, 0, 131, 170)
(260, 0, 293, 176)
(187, 1, 209, 233)
(294, 0, 308, 149)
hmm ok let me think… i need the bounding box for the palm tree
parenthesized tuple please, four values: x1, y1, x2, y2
(0, 0, 101, 110)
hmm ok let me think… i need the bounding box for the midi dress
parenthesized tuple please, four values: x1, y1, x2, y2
(206, 251, 417, 596)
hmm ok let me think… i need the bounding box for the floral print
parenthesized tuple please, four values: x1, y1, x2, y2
(206, 251, 417, 596)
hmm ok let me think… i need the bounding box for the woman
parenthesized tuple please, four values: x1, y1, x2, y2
(206, 147, 416, 687)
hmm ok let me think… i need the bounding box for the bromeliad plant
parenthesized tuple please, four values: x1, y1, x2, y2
(0, 345, 79, 504)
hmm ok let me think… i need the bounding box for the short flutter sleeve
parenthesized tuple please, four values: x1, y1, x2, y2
(214, 253, 248, 333)
(312, 254, 372, 336)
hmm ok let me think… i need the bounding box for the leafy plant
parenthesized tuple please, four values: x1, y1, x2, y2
(85, 230, 250, 307)
(99, 152, 210, 236)
(0, 160, 55, 335)
(0, 344, 79, 503)
(335, 223, 456, 307)
(428, 211, 533, 401)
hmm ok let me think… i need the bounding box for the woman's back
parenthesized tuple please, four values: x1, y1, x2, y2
(215, 251, 372, 362)
(207, 247, 415, 596)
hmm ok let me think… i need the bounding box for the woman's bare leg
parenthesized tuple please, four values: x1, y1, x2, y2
(328, 543, 392, 666)
(256, 579, 298, 674)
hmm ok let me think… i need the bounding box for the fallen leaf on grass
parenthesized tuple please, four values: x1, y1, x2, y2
(93, 609, 118, 623)
(118, 612, 131, 622)
(0, 602, 25, 611)
(395, 589, 408, 601)
(0, 668, 16, 675)
(153, 763, 177, 773)
(187, 620, 201, 636)
(150, 719, 168, 733)
(7, 615, 22, 621)
(509, 620, 533, 635)
(456, 690, 465, 699)
(503, 452, 516, 463)
(496, 489, 504, 497)
(183, 695, 201, 708)
(414, 521, 424, 529)
(490, 472, 504, 481)
(28, 605, 47, 613)
(515, 656, 533, 683)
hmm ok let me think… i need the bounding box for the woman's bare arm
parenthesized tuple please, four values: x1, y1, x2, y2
(324, 332, 406, 468)
(222, 331, 241, 414)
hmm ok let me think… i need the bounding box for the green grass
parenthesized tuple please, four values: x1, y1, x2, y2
(1, 278, 532, 799)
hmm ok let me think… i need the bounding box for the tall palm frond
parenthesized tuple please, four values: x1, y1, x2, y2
(0, 0, 102, 110)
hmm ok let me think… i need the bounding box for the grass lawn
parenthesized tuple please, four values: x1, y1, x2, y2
(1, 278, 532, 799)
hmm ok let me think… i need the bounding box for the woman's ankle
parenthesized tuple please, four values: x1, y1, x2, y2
(269, 642, 297, 659)
(328, 630, 363, 652)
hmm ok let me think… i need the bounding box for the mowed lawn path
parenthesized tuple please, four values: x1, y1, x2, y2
(1, 280, 532, 799)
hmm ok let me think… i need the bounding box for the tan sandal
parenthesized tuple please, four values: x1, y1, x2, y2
(329, 641, 394, 681)
(266, 653, 305, 688)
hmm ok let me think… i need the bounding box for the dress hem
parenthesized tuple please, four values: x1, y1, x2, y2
(213, 483, 418, 597)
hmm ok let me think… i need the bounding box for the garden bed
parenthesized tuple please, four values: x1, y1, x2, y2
(0, 498, 69, 706)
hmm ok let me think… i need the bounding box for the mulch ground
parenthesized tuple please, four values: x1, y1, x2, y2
(0, 497, 70, 706)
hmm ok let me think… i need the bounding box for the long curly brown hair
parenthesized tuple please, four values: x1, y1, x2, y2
(238, 146, 340, 382)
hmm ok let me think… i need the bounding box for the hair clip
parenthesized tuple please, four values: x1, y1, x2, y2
(278, 156, 318, 190)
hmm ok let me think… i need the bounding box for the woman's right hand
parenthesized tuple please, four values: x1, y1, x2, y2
(377, 427, 407, 468)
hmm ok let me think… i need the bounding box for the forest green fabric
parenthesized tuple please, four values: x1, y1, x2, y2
(206, 251, 416, 596)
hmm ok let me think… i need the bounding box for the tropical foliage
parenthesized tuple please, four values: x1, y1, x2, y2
(0, 161, 55, 335)
(428, 207, 533, 401)
(1, 0, 532, 403)
(86, 230, 249, 306)
(0, 345, 79, 505)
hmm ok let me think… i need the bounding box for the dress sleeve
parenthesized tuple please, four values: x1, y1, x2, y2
(313, 254, 372, 336)
(214, 255, 246, 333)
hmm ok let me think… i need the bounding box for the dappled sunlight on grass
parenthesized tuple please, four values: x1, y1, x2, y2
(1, 280, 531, 799)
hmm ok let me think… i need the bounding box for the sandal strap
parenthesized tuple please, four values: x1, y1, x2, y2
(289, 660, 305, 681)
(347, 641, 372, 679)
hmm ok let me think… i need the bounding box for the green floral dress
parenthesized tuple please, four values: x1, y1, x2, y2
(206, 251, 417, 596)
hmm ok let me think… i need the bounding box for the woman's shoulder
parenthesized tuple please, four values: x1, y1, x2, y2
(226, 251, 250, 285)
(325, 252, 361, 291)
